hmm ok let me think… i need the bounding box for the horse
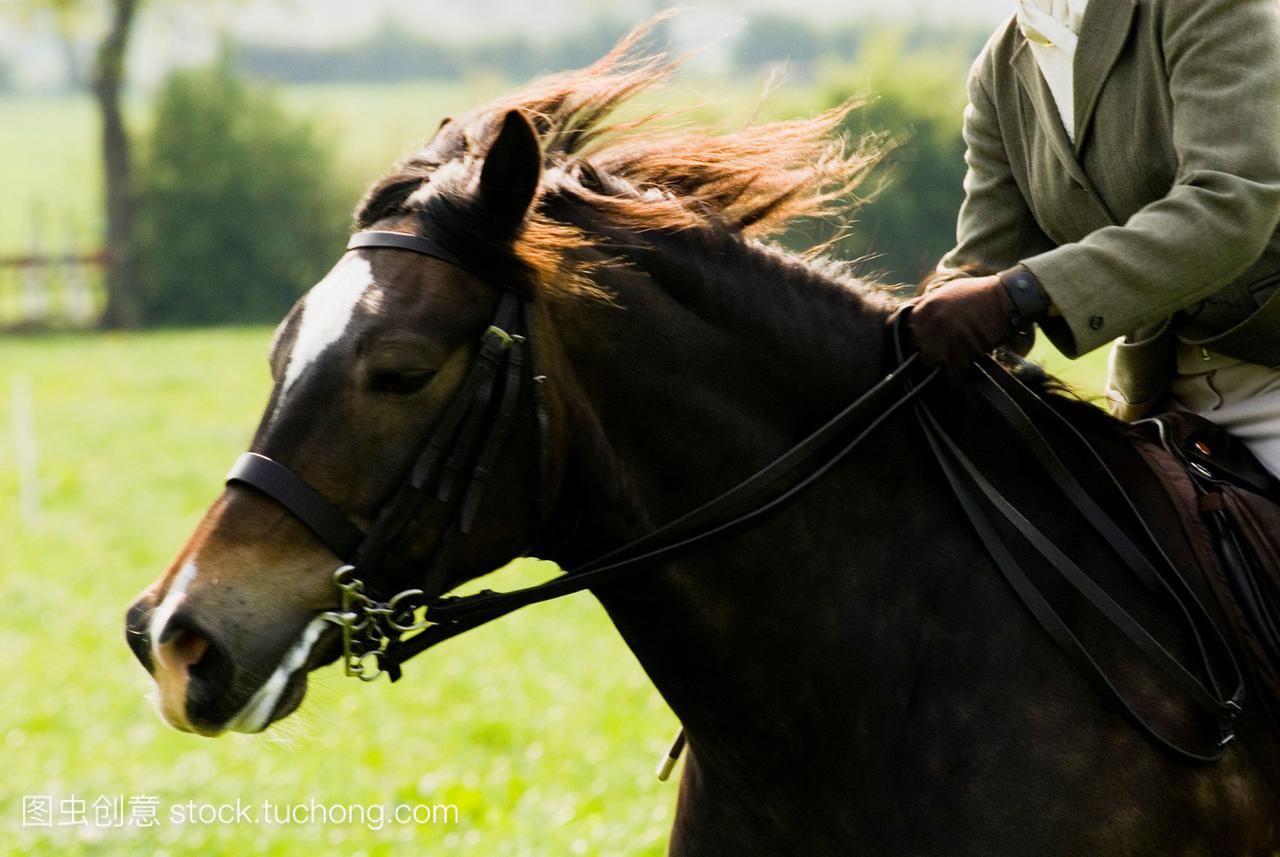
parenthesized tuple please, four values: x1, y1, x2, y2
(124, 31, 1280, 856)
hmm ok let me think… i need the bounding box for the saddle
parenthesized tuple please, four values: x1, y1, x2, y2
(1131, 412, 1280, 728)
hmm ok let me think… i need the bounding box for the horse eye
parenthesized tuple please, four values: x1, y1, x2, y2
(366, 370, 435, 397)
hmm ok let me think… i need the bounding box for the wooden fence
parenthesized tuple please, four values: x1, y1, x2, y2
(0, 209, 105, 330)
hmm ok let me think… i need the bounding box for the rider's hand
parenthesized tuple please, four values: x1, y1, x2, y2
(909, 275, 1015, 370)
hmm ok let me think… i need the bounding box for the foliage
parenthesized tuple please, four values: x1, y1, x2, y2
(233, 17, 635, 85)
(778, 33, 974, 286)
(132, 59, 352, 326)
(731, 13, 823, 70)
(732, 14, 991, 75)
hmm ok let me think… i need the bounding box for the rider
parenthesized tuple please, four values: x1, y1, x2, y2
(910, 0, 1280, 479)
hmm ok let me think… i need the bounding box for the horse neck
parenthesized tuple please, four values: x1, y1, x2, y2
(533, 227, 987, 774)
(542, 226, 895, 562)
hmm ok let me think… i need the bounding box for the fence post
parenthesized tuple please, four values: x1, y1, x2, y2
(11, 372, 42, 525)
(21, 201, 50, 323)
(65, 218, 95, 325)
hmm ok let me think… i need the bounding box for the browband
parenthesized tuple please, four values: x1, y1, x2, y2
(346, 230, 472, 275)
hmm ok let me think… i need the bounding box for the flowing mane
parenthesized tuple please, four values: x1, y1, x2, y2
(353, 19, 879, 300)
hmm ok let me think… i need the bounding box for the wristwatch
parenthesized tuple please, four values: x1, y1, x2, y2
(998, 266, 1052, 331)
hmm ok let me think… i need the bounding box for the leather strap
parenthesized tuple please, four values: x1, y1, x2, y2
(971, 362, 1241, 699)
(356, 291, 524, 596)
(226, 452, 365, 559)
(522, 300, 556, 524)
(347, 230, 473, 275)
(891, 312, 1243, 762)
(461, 333, 526, 533)
(380, 353, 940, 664)
(918, 407, 1236, 761)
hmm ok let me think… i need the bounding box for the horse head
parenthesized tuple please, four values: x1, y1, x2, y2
(122, 20, 872, 738)
(125, 109, 557, 735)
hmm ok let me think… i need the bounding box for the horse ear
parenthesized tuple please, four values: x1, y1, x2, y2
(478, 109, 542, 234)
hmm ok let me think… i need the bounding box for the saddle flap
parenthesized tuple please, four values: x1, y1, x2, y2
(1133, 413, 1280, 729)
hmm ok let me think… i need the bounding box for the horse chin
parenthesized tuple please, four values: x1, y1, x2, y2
(218, 618, 341, 736)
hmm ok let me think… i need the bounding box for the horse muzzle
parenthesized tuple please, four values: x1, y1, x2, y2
(125, 586, 339, 736)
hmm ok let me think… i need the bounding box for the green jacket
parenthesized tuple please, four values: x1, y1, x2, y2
(940, 0, 1280, 415)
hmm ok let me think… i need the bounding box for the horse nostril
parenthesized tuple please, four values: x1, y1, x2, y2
(167, 628, 210, 670)
(145, 609, 237, 734)
(156, 616, 200, 671)
(156, 612, 220, 678)
(160, 613, 234, 704)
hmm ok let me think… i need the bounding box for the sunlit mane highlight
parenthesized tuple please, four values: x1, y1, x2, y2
(354, 15, 879, 299)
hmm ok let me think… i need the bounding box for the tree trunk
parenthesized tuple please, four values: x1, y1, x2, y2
(95, 0, 141, 329)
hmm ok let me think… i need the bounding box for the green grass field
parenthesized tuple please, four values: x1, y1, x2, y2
(0, 329, 678, 856)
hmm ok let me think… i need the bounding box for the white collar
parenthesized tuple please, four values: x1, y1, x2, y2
(1016, 0, 1088, 54)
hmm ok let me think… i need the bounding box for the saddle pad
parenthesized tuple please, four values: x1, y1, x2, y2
(1132, 433, 1280, 730)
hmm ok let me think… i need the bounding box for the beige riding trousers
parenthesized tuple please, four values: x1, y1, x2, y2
(1165, 343, 1280, 479)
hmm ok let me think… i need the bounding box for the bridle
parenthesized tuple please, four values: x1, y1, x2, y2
(225, 228, 1244, 764)
(226, 229, 938, 683)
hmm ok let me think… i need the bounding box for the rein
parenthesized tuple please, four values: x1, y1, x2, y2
(226, 229, 939, 684)
(891, 311, 1245, 763)
(226, 230, 1244, 765)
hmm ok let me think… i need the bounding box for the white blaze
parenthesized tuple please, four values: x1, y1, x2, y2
(215, 254, 369, 732)
(150, 559, 198, 661)
(280, 254, 373, 400)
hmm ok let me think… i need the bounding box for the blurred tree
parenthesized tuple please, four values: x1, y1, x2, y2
(94, 0, 141, 328)
(16, 0, 245, 328)
(781, 34, 973, 286)
(732, 14, 990, 75)
(539, 16, 632, 72)
(234, 17, 632, 84)
(132, 59, 350, 326)
(817, 22, 868, 64)
(732, 14, 822, 72)
(12, 0, 143, 327)
(236, 20, 461, 83)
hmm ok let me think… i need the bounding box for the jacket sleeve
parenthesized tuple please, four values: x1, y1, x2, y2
(1024, 0, 1280, 357)
(936, 50, 1056, 284)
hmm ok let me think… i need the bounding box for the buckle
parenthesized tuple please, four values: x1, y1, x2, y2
(486, 325, 515, 349)
(320, 564, 428, 682)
